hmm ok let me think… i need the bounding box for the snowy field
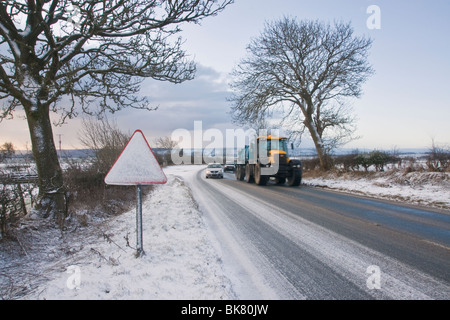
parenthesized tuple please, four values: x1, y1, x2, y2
(1, 164, 448, 300)
(303, 170, 450, 210)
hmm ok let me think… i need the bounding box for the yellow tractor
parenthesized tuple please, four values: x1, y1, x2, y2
(235, 135, 302, 186)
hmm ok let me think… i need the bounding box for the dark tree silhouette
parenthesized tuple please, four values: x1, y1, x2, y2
(230, 18, 374, 170)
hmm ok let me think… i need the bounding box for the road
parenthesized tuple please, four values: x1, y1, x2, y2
(183, 167, 450, 300)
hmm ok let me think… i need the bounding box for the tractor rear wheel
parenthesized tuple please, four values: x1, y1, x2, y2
(245, 164, 254, 183)
(235, 165, 245, 181)
(254, 163, 268, 186)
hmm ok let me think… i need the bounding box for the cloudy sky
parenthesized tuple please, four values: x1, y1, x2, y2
(1, 0, 449, 151)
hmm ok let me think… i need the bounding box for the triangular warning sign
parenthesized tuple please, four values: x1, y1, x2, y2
(104, 130, 167, 185)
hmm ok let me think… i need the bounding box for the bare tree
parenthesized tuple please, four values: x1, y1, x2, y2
(0, 142, 15, 162)
(155, 136, 178, 165)
(427, 139, 450, 172)
(78, 117, 130, 174)
(0, 0, 233, 221)
(155, 136, 178, 150)
(230, 18, 374, 170)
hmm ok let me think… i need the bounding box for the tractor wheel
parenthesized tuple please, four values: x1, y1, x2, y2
(235, 166, 245, 181)
(287, 169, 301, 186)
(254, 163, 268, 186)
(245, 164, 254, 183)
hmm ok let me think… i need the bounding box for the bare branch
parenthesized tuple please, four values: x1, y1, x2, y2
(0, 0, 233, 119)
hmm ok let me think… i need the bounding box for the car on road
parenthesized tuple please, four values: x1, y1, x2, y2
(205, 163, 224, 179)
(224, 162, 235, 172)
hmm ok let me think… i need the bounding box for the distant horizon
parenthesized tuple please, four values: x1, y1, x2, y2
(9, 146, 438, 155)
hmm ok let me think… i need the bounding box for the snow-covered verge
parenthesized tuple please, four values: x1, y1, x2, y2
(303, 170, 450, 210)
(1, 166, 235, 300)
(2, 165, 448, 300)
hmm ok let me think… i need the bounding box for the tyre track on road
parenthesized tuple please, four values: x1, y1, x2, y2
(185, 169, 449, 299)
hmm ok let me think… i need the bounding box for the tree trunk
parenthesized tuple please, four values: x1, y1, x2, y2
(303, 116, 332, 171)
(25, 103, 67, 224)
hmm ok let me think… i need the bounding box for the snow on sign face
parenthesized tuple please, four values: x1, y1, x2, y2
(104, 130, 167, 185)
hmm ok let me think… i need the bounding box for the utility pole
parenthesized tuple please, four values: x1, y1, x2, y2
(57, 134, 63, 160)
(57, 134, 63, 151)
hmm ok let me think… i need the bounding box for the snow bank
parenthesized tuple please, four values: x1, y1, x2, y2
(303, 170, 450, 210)
(9, 165, 448, 300)
(24, 167, 235, 300)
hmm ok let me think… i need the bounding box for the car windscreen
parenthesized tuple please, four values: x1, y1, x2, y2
(208, 164, 222, 168)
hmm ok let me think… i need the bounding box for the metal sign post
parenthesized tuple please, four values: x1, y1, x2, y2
(136, 184, 144, 256)
(104, 130, 167, 258)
